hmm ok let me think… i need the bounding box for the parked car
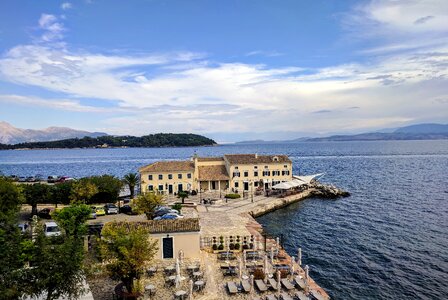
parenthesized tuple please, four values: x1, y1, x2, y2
(47, 175, 59, 183)
(91, 206, 106, 216)
(120, 205, 137, 215)
(104, 203, 119, 214)
(89, 208, 97, 219)
(154, 213, 183, 220)
(35, 174, 44, 182)
(154, 208, 179, 217)
(18, 176, 27, 182)
(164, 213, 184, 219)
(26, 176, 36, 182)
(44, 222, 61, 237)
(56, 176, 75, 183)
(18, 222, 29, 233)
(37, 208, 54, 219)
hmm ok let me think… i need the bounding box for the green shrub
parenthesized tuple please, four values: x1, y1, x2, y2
(229, 243, 235, 250)
(218, 244, 224, 250)
(234, 243, 240, 250)
(212, 244, 218, 251)
(224, 193, 241, 199)
(171, 203, 182, 213)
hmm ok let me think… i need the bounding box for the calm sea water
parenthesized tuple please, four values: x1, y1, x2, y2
(1, 140, 447, 299)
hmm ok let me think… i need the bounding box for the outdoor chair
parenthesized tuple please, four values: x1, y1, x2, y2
(241, 279, 251, 293)
(255, 279, 268, 292)
(268, 278, 280, 291)
(280, 292, 294, 300)
(310, 290, 326, 300)
(281, 278, 295, 290)
(293, 276, 306, 290)
(227, 281, 239, 294)
(294, 291, 309, 300)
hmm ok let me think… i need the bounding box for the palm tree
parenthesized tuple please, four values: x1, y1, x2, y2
(123, 173, 139, 199)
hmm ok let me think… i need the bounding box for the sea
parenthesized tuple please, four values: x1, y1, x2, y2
(1, 140, 447, 300)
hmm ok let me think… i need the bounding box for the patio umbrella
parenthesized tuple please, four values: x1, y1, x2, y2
(298, 248, 302, 266)
(238, 257, 243, 281)
(175, 258, 182, 288)
(276, 270, 281, 299)
(189, 279, 193, 300)
(270, 247, 274, 263)
(263, 255, 269, 283)
(290, 256, 295, 277)
(250, 274, 254, 297)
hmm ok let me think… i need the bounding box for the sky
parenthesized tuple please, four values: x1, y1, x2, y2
(0, 0, 447, 142)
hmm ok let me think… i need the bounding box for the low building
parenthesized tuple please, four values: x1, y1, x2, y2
(139, 153, 293, 195)
(119, 219, 201, 259)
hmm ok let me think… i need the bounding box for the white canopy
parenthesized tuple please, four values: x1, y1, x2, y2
(272, 173, 325, 190)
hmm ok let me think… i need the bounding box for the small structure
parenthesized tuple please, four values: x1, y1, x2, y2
(117, 219, 201, 259)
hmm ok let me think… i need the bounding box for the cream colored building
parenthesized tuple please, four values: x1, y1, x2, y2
(129, 219, 201, 259)
(139, 154, 293, 195)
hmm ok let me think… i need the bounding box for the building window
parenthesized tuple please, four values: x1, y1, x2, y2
(235, 166, 239, 170)
(187, 173, 192, 179)
(273, 171, 280, 176)
(158, 174, 163, 180)
(244, 171, 248, 177)
(254, 166, 258, 169)
(284, 165, 288, 168)
(168, 174, 173, 179)
(158, 184, 163, 191)
(254, 171, 258, 177)
(148, 175, 153, 180)
(263, 171, 270, 176)
(282, 170, 290, 176)
(233, 172, 240, 177)
(264, 166, 268, 169)
(235, 182, 239, 188)
(148, 185, 153, 191)
(254, 181, 259, 187)
(178, 174, 182, 179)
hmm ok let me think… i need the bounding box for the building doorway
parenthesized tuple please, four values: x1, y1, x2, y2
(168, 185, 173, 194)
(178, 184, 183, 192)
(162, 237, 174, 259)
(211, 181, 216, 190)
(244, 182, 249, 191)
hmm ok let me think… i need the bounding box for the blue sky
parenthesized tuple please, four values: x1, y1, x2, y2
(0, 0, 447, 142)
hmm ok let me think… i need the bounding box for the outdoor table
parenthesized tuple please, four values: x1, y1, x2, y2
(187, 265, 199, 273)
(193, 271, 202, 279)
(147, 267, 157, 276)
(242, 274, 249, 280)
(194, 280, 205, 291)
(144, 284, 155, 296)
(165, 265, 176, 275)
(175, 290, 187, 299)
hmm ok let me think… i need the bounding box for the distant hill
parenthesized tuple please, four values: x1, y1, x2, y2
(306, 123, 448, 142)
(0, 133, 217, 150)
(233, 123, 448, 144)
(0, 121, 107, 144)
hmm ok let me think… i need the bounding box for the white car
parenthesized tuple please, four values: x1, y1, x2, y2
(44, 222, 61, 237)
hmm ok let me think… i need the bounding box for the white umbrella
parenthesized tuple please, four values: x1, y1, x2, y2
(238, 257, 243, 281)
(175, 258, 182, 288)
(298, 248, 302, 266)
(263, 255, 269, 283)
(243, 252, 246, 272)
(189, 279, 193, 300)
(270, 247, 274, 263)
(250, 274, 254, 297)
(290, 256, 295, 277)
(276, 270, 281, 298)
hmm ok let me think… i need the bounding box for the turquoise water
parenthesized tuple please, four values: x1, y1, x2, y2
(1, 140, 447, 299)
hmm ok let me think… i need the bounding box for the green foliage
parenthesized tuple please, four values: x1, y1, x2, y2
(132, 192, 165, 220)
(177, 191, 188, 204)
(123, 173, 139, 199)
(0, 178, 27, 298)
(53, 205, 91, 238)
(50, 182, 73, 207)
(100, 222, 158, 294)
(27, 226, 86, 300)
(87, 175, 123, 203)
(1, 133, 217, 149)
(171, 203, 182, 214)
(225, 193, 241, 199)
(70, 180, 99, 204)
(22, 183, 51, 215)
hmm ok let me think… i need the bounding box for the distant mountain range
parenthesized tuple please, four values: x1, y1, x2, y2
(236, 123, 448, 144)
(0, 121, 107, 144)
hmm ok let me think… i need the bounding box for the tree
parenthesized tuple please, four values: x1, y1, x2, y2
(100, 222, 158, 295)
(50, 182, 73, 208)
(123, 173, 139, 199)
(0, 178, 27, 299)
(88, 175, 123, 203)
(27, 228, 86, 300)
(177, 191, 189, 204)
(22, 183, 51, 216)
(70, 180, 98, 204)
(132, 192, 164, 220)
(53, 205, 91, 238)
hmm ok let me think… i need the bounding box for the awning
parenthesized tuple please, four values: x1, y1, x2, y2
(292, 173, 325, 184)
(272, 173, 325, 190)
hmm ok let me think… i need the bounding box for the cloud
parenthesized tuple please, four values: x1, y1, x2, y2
(414, 15, 435, 25)
(38, 14, 65, 42)
(312, 110, 333, 114)
(245, 50, 283, 57)
(61, 2, 73, 10)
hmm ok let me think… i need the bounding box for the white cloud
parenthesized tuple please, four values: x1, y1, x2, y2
(37, 14, 65, 42)
(61, 2, 73, 10)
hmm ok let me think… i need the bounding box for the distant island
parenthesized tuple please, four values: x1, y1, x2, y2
(235, 123, 448, 144)
(0, 133, 217, 150)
